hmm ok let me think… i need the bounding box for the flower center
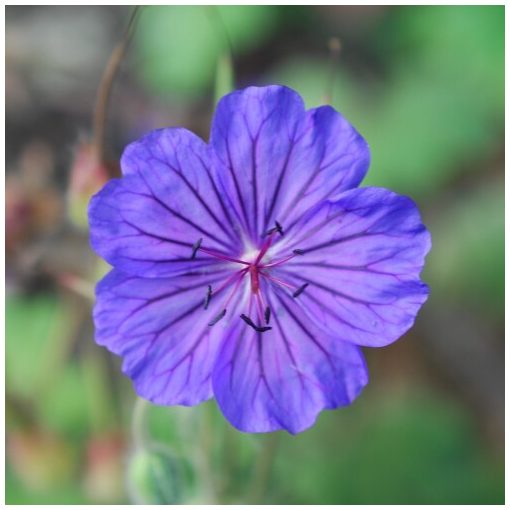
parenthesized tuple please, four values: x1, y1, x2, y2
(190, 221, 309, 333)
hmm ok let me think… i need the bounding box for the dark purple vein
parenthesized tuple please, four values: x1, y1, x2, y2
(276, 268, 398, 306)
(224, 130, 251, 237)
(271, 289, 336, 374)
(266, 293, 308, 393)
(132, 172, 232, 250)
(107, 273, 227, 335)
(151, 145, 238, 247)
(193, 149, 242, 242)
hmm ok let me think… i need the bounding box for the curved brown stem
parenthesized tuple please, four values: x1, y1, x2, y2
(92, 6, 141, 170)
(323, 36, 342, 105)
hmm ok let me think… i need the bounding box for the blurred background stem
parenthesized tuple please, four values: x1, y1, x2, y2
(208, 6, 235, 104)
(247, 433, 280, 503)
(323, 36, 341, 104)
(131, 397, 149, 450)
(81, 343, 117, 434)
(195, 403, 218, 503)
(93, 6, 140, 169)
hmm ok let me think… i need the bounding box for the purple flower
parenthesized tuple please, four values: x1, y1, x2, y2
(89, 85, 431, 434)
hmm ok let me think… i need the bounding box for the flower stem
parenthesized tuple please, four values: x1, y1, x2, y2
(247, 433, 280, 503)
(323, 36, 342, 105)
(93, 6, 141, 169)
(81, 342, 118, 434)
(195, 403, 217, 503)
(131, 397, 149, 450)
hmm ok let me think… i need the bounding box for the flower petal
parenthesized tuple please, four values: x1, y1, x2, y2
(89, 128, 241, 277)
(94, 268, 238, 405)
(212, 285, 368, 434)
(210, 85, 369, 244)
(270, 187, 431, 347)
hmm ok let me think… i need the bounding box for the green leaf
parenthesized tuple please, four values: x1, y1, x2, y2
(424, 179, 504, 317)
(35, 364, 91, 438)
(127, 445, 188, 504)
(363, 5, 504, 197)
(6, 295, 67, 399)
(214, 53, 234, 106)
(135, 6, 277, 99)
(265, 56, 362, 115)
(274, 388, 504, 504)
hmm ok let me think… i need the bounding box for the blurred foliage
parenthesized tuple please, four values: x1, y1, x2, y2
(6, 4, 504, 505)
(274, 389, 504, 504)
(362, 5, 504, 195)
(214, 53, 234, 105)
(269, 5, 504, 198)
(6, 467, 91, 505)
(36, 364, 90, 438)
(6, 295, 69, 400)
(425, 180, 504, 317)
(267, 57, 362, 115)
(127, 445, 187, 504)
(135, 6, 278, 99)
(133, 387, 504, 504)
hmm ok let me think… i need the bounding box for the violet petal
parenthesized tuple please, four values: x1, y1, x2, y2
(210, 85, 369, 243)
(89, 128, 241, 277)
(212, 283, 368, 434)
(94, 268, 237, 405)
(270, 186, 431, 347)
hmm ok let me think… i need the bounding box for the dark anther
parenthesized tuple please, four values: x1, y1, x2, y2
(293, 249, 305, 255)
(240, 314, 272, 333)
(264, 306, 271, 324)
(266, 220, 284, 237)
(208, 308, 226, 326)
(190, 237, 203, 259)
(204, 285, 212, 310)
(292, 283, 309, 298)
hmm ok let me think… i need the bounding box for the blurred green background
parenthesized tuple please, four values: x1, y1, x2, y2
(5, 5, 504, 504)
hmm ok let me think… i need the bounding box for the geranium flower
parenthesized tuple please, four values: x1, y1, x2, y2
(89, 85, 431, 434)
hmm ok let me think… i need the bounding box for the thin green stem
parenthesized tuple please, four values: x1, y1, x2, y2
(131, 397, 149, 450)
(247, 433, 280, 503)
(206, 6, 234, 59)
(323, 36, 342, 105)
(217, 424, 238, 500)
(81, 343, 116, 434)
(195, 403, 218, 503)
(207, 6, 235, 104)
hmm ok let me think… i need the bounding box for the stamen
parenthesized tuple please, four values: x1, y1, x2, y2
(208, 308, 226, 326)
(255, 291, 265, 323)
(199, 247, 250, 265)
(260, 247, 305, 269)
(255, 224, 284, 266)
(260, 271, 296, 290)
(203, 285, 212, 310)
(292, 283, 309, 298)
(264, 306, 271, 324)
(190, 237, 203, 259)
(262, 254, 295, 268)
(222, 270, 248, 311)
(240, 314, 272, 333)
(194, 218, 306, 331)
(250, 265, 260, 294)
(265, 220, 284, 237)
(212, 267, 248, 300)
